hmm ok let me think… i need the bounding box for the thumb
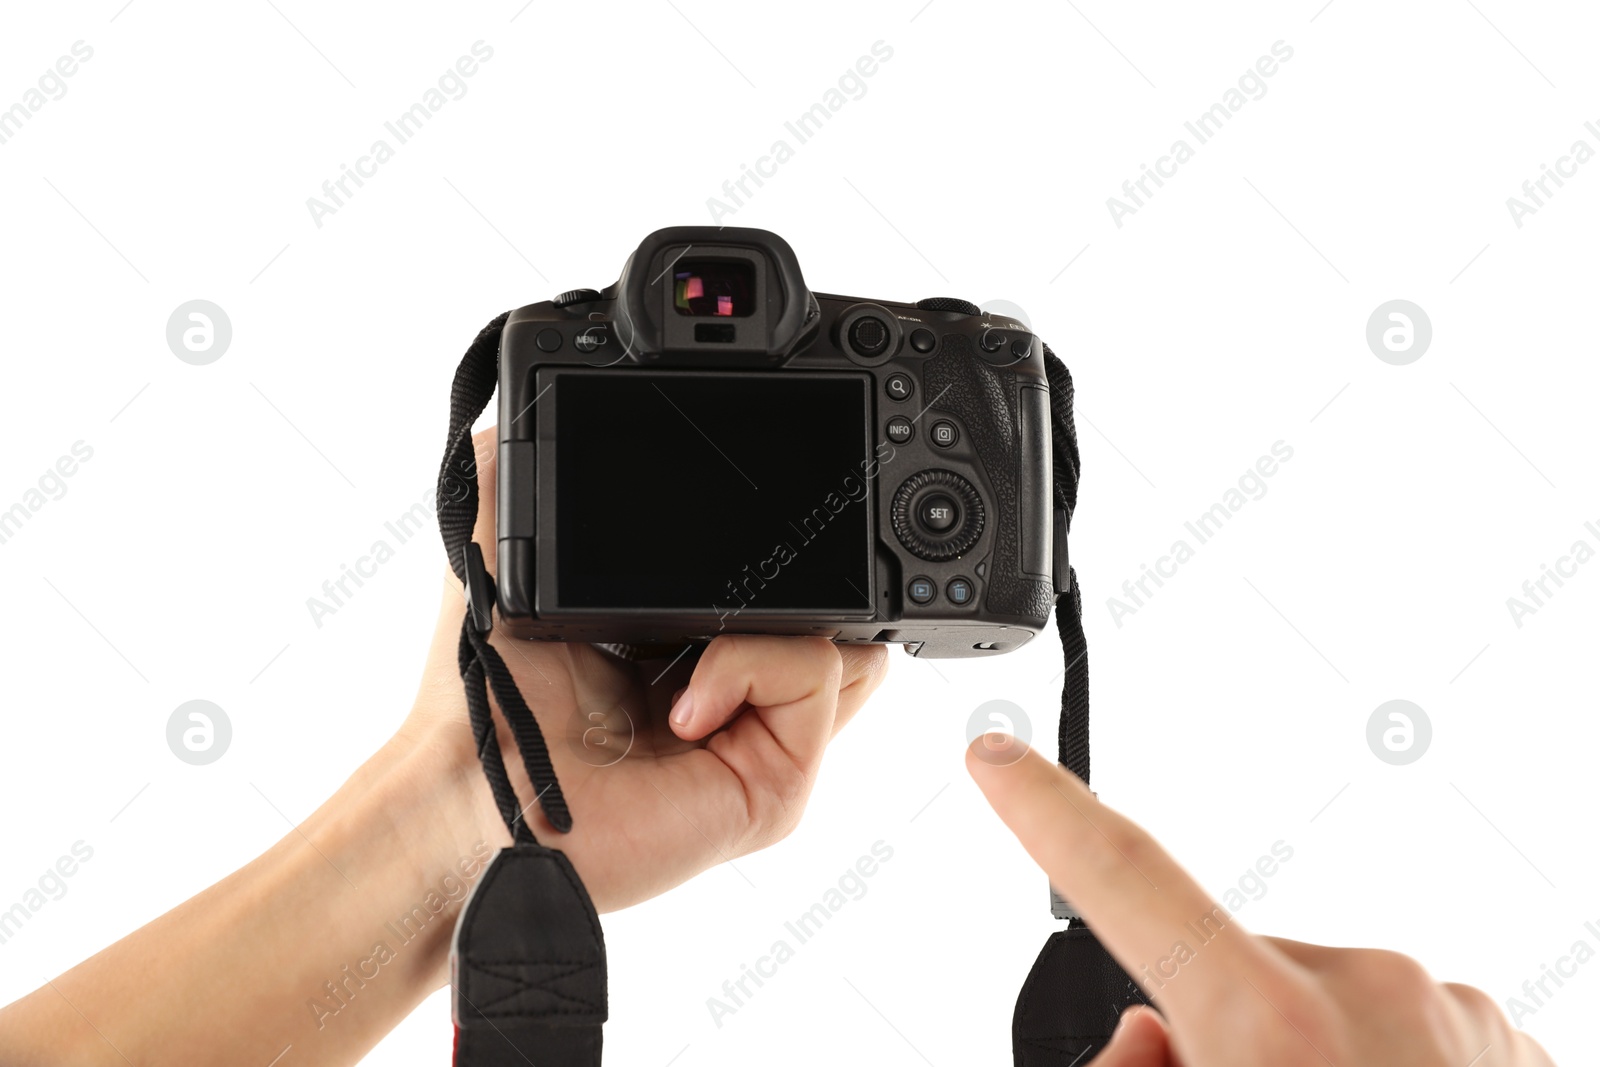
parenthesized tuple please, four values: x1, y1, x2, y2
(1093, 1006, 1172, 1065)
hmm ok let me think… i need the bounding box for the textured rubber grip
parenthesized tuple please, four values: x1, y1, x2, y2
(921, 332, 1055, 625)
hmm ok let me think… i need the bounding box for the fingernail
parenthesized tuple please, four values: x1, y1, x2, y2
(670, 690, 695, 730)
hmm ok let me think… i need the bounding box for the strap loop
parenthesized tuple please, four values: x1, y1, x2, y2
(463, 542, 496, 635)
(442, 314, 597, 1067)
(437, 311, 572, 839)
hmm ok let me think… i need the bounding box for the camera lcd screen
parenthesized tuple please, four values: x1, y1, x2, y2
(553, 372, 874, 614)
(672, 260, 755, 317)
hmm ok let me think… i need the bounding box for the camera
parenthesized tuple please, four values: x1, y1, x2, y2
(492, 226, 1063, 657)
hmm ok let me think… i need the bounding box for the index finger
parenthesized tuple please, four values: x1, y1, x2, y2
(966, 736, 1284, 1021)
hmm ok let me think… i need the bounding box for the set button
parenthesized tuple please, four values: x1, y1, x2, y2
(917, 493, 959, 533)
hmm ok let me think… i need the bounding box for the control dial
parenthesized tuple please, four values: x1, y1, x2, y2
(914, 297, 981, 315)
(891, 470, 985, 561)
(552, 288, 601, 308)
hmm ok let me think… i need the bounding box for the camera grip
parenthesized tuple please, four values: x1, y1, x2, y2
(922, 333, 1056, 627)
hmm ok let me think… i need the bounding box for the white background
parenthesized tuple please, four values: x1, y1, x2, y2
(2, 1, 1597, 1063)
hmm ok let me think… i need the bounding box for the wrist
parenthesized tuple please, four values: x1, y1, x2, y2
(10, 718, 519, 1066)
(307, 723, 510, 995)
(390, 709, 518, 852)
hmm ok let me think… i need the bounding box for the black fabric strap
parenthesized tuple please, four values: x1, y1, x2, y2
(1041, 349, 1089, 787)
(437, 311, 571, 838)
(1012, 350, 1149, 1064)
(440, 315, 604, 1067)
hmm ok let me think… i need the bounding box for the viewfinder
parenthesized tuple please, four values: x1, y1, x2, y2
(673, 260, 755, 317)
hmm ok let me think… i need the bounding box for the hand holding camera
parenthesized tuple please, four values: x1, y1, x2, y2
(404, 427, 889, 914)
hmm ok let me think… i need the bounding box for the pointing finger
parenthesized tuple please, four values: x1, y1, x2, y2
(966, 735, 1285, 1025)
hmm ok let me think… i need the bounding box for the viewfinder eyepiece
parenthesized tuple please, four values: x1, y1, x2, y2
(673, 260, 755, 318)
(614, 227, 816, 363)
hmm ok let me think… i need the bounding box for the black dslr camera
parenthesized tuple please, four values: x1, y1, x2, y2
(492, 226, 1063, 657)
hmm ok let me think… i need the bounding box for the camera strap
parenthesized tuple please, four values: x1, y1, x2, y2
(438, 311, 606, 1064)
(436, 315, 1143, 1066)
(1012, 349, 1151, 1064)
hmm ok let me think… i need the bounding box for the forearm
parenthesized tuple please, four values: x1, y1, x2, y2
(0, 724, 502, 1067)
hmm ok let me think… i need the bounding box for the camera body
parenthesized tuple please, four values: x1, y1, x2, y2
(493, 226, 1063, 658)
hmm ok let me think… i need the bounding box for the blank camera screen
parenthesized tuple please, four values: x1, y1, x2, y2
(555, 373, 873, 613)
